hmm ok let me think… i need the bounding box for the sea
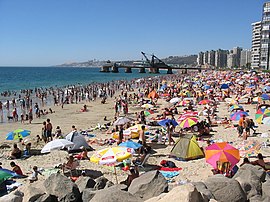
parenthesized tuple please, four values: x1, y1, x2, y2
(0, 66, 172, 93)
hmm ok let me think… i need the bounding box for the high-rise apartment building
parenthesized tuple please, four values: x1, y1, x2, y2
(251, 21, 261, 69)
(240, 49, 252, 68)
(215, 49, 228, 68)
(203, 51, 209, 64)
(260, 2, 270, 69)
(197, 52, 204, 66)
(208, 50, 215, 66)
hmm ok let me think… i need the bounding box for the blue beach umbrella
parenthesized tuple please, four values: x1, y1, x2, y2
(158, 119, 178, 127)
(229, 105, 243, 112)
(119, 140, 142, 150)
(203, 85, 211, 90)
(6, 129, 31, 140)
(261, 94, 270, 100)
(263, 86, 270, 93)
(0, 168, 20, 178)
(220, 83, 229, 89)
(230, 111, 249, 121)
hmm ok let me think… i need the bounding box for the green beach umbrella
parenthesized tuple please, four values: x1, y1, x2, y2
(0, 170, 13, 184)
(6, 129, 31, 140)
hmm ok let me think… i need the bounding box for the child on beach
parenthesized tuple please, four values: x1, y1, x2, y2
(28, 166, 42, 183)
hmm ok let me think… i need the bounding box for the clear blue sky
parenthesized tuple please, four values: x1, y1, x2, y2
(0, 0, 267, 66)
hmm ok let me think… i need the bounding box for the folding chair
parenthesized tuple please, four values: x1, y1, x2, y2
(135, 153, 151, 168)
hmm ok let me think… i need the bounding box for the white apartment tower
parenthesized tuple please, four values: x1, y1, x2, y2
(260, 2, 270, 69)
(251, 21, 261, 69)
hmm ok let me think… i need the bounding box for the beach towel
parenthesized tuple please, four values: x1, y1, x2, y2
(159, 171, 180, 178)
(158, 167, 182, 171)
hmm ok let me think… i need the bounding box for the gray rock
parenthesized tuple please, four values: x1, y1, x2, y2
(128, 170, 168, 200)
(192, 181, 214, 202)
(0, 191, 23, 202)
(105, 180, 114, 188)
(35, 194, 58, 202)
(94, 176, 108, 190)
(234, 164, 266, 182)
(262, 180, 270, 198)
(91, 185, 140, 202)
(18, 181, 45, 202)
(233, 168, 262, 199)
(81, 188, 96, 202)
(75, 176, 96, 192)
(43, 173, 81, 202)
(145, 183, 203, 202)
(205, 175, 247, 202)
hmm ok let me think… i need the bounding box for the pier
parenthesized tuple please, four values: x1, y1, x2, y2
(100, 52, 202, 74)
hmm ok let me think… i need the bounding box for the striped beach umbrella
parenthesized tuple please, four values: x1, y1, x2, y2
(255, 108, 270, 124)
(230, 111, 249, 121)
(179, 117, 198, 128)
(205, 142, 240, 169)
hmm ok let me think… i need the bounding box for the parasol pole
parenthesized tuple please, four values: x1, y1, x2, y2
(114, 166, 118, 184)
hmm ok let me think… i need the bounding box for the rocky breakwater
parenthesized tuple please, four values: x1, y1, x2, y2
(1, 165, 270, 202)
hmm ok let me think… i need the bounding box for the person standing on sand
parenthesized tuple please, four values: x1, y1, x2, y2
(41, 121, 47, 143)
(46, 119, 53, 142)
(28, 108, 33, 124)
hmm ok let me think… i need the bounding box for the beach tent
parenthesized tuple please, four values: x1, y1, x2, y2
(170, 134, 204, 160)
(65, 131, 93, 152)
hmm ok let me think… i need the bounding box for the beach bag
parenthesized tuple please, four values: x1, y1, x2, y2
(160, 160, 176, 168)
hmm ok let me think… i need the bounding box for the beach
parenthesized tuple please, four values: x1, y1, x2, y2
(1, 70, 270, 200)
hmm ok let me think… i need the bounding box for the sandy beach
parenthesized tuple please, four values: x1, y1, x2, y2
(1, 71, 270, 199)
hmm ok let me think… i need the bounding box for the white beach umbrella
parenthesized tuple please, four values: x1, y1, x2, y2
(113, 117, 132, 126)
(41, 139, 74, 153)
(169, 97, 181, 104)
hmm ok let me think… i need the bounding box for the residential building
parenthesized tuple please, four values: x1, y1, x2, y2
(208, 50, 215, 66)
(203, 51, 209, 64)
(260, 2, 270, 69)
(240, 49, 252, 68)
(232, 47, 242, 67)
(197, 52, 204, 66)
(215, 49, 228, 68)
(251, 21, 261, 69)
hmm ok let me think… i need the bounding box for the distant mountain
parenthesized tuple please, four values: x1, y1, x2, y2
(162, 55, 197, 65)
(56, 55, 197, 67)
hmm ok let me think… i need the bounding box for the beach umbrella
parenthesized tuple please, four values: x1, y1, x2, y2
(179, 117, 198, 128)
(203, 85, 211, 90)
(261, 94, 270, 100)
(41, 139, 74, 153)
(199, 99, 211, 105)
(229, 105, 243, 112)
(178, 112, 198, 122)
(158, 119, 178, 127)
(144, 110, 154, 116)
(237, 140, 261, 157)
(141, 103, 154, 109)
(263, 117, 270, 125)
(169, 97, 181, 104)
(205, 142, 240, 169)
(230, 111, 249, 121)
(0, 170, 13, 184)
(263, 85, 270, 93)
(6, 129, 31, 140)
(0, 168, 20, 178)
(113, 117, 132, 126)
(220, 83, 229, 89)
(90, 146, 134, 183)
(119, 140, 142, 150)
(255, 108, 270, 124)
(178, 100, 189, 106)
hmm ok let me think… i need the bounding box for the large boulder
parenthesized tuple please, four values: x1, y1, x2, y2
(81, 188, 96, 202)
(234, 164, 266, 182)
(0, 190, 23, 202)
(233, 167, 263, 199)
(145, 183, 203, 202)
(192, 181, 214, 202)
(93, 176, 108, 190)
(205, 175, 247, 202)
(18, 181, 45, 202)
(262, 180, 270, 198)
(128, 170, 168, 200)
(91, 184, 139, 202)
(75, 176, 96, 192)
(43, 173, 81, 202)
(35, 194, 58, 202)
